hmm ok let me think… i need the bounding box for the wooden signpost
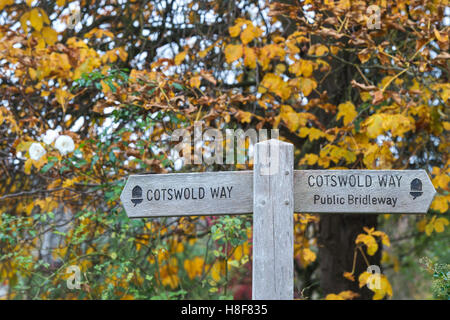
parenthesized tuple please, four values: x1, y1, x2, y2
(120, 139, 437, 300)
(293, 169, 436, 214)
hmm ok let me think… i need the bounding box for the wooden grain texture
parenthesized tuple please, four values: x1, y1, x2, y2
(293, 169, 436, 214)
(121, 169, 436, 218)
(121, 171, 253, 218)
(252, 139, 294, 300)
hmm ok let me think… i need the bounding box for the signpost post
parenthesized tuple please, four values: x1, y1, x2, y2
(120, 139, 436, 300)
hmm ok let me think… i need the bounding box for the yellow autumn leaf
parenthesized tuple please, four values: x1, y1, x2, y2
(240, 24, 262, 45)
(363, 114, 384, 138)
(236, 110, 252, 124)
(358, 49, 371, 63)
(30, 8, 44, 31)
(360, 91, 372, 102)
(25, 202, 35, 215)
(363, 226, 375, 235)
(228, 19, 245, 37)
(425, 216, 449, 235)
(258, 73, 291, 100)
(324, 293, 344, 300)
(432, 172, 450, 190)
(117, 47, 128, 62)
(198, 44, 215, 58)
(211, 261, 225, 282)
(299, 77, 317, 96)
(372, 230, 391, 247)
(431, 195, 449, 213)
(315, 44, 329, 56)
(229, 24, 241, 37)
(434, 217, 449, 233)
(102, 50, 118, 64)
(100, 80, 110, 93)
(29, 68, 37, 80)
(62, 177, 80, 188)
(224, 44, 243, 64)
(56, 0, 66, 6)
(338, 291, 359, 300)
(24, 158, 33, 175)
(358, 271, 371, 288)
(299, 127, 326, 142)
(275, 63, 286, 74)
(174, 50, 187, 65)
(183, 257, 204, 280)
(20, 12, 30, 33)
(373, 276, 393, 300)
(279, 105, 307, 132)
(355, 233, 378, 256)
(443, 122, 450, 131)
(159, 264, 179, 289)
(289, 60, 313, 77)
(359, 272, 392, 299)
(343, 272, 355, 281)
(337, 101, 357, 126)
(326, 145, 356, 164)
(32, 30, 46, 49)
(300, 153, 319, 166)
(243, 46, 257, 69)
(42, 27, 58, 45)
(0, 0, 13, 11)
(189, 75, 201, 89)
(233, 245, 243, 261)
(258, 44, 286, 70)
(157, 248, 169, 263)
(434, 28, 442, 42)
(55, 89, 73, 112)
(302, 248, 316, 264)
(417, 218, 427, 232)
(425, 217, 436, 236)
(325, 290, 358, 300)
(338, 0, 351, 10)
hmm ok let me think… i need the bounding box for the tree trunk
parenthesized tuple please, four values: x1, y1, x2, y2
(318, 214, 381, 299)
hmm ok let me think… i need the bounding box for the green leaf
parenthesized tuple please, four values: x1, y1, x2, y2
(41, 162, 54, 173)
(171, 83, 184, 90)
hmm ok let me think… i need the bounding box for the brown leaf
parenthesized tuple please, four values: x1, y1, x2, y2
(371, 90, 384, 105)
(200, 71, 217, 85)
(389, 92, 402, 105)
(434, 52, 450, 60)
(351, 80, 378, 91)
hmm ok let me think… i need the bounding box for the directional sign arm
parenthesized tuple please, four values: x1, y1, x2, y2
(121, 169, 437, 217)
(293, 170, 436, 214)
(121, 171, 253, 218)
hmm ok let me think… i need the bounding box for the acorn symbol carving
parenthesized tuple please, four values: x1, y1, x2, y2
(131, 186, 143, 206)
(410, 178, 423, 200)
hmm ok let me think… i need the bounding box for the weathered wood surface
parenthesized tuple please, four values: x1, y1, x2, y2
(293, 170, 436, 214)
(120, 171, 253, 218)
(252, 139, 294, 300)
(122, 169, 436, 218)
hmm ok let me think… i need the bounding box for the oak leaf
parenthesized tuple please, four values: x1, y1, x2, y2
(337, 101, 357, 126)
(224, 44, 243, 64)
